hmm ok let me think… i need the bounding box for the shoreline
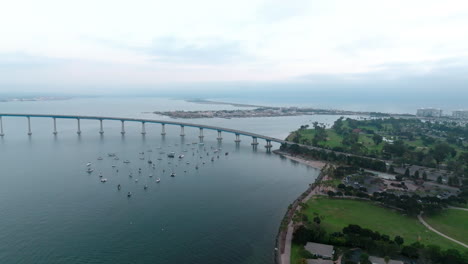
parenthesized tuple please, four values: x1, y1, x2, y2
(273, 150, 326, 170)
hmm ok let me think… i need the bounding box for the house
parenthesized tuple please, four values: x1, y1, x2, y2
(306, 259, 334, 264)
(304, 242, 334, 259)
(369, 256, 404, 264)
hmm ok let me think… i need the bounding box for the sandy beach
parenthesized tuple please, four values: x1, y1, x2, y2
(273, 150, 327, 170)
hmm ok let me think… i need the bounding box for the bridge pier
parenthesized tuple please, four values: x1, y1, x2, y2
(265, 140, 273, 150)
(161, 124, 166, 135)
(251, 137, 259, 145)
(199, 128, 204, 142)
(99, 119, 104, 134)
(77, 119, 81, 135)
(0, 116, 4, 136)
(180, 125, 185, 136)
(27, 116, 32, 135)
(217, 130, 222, 141)
(234, 133, 241, 143)
(121, 120, 125, 135)
(53, 118, 57, 135)
(141, 122, 146, 135)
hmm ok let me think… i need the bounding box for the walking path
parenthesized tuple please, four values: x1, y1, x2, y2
(280, 222, 294, 264)
(418, 213, 468, 249)
(448, 206, 468, 212)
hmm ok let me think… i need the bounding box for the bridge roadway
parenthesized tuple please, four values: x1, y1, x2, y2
(0, 113, 288, 147)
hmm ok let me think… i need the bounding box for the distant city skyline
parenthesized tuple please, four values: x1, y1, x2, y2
(1, 0, 468, 93)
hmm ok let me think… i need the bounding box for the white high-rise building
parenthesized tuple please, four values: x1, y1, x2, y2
(416, 108, 442, 117)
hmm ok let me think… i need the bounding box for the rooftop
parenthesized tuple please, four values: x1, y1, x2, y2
(307, 259, 334, 264)
(369, 256, 404, 264)
(304, 242, 334, 258)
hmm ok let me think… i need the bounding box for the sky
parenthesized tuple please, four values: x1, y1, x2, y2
(0, 0, 468, 93)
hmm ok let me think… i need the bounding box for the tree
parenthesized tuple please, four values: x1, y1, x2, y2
(394, 235, 404, 246)
(404, 168, 410, 178)
(437, 176, 443, 184)
(388, 165, 395, 174)
(414, 170, 420, 179)
(373, 134, 383, 145)
(384, 256, 390, 264)
(432, 143, 456, 165)
(313, 216, 321, 225)
(360, 253, 371, 264)
(422, 171, 428, 181)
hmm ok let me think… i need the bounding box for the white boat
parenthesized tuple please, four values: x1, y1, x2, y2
(86, 162, 92, 167)
(144, 184, 148, 190)
(178, 154, 184, 159)
(86, 168, 94, 173)
(100, 178, 107, 182)
(149, 174, 153, 177)
(135, 179, 138, 182)
(99, 172, 103, 178)
(127, 192, 132, 197)
(107, 153, 116, 157)
(123, 160, 130, 163)
(170, 172, 176, 177)
(97, 157, 103, 160)
(156, 178, 161, 183)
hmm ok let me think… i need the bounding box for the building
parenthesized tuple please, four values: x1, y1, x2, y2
(452, 110, 468, 119)
(416, 108, 442, 118)
(304, 242, 334, 259)
(369, 256, 404, 264)
(307, 259, 334, 264)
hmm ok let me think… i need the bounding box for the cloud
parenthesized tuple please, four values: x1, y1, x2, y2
(143, 37, 249, 64)
(0, 53, 67, 69)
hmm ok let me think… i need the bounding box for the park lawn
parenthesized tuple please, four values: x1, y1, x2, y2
(290, 243, 303, 264)
(302, 196, 466, 251)
(425, 209, 468, 245)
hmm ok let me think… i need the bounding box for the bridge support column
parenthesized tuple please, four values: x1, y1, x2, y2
(251, 137, 259, 145)
(141, 122, 146, 135)
(234, 133, 241, 143)
(217, 130, 222, 141)
(0, 116, 4, 136)
(180, 125, 185, 136)
(199, 128, 204, 142)
(99, 119, 104, 134)
(77, 119, 81, 135)
(121, 120, 125, 135)
(161, 124, 166, 135)
(265, 140, 273, 150)
(53, 118, 57, 135)
(27, 116, 32, 135)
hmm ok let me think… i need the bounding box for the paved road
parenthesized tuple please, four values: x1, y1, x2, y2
(418, 213, 468, 249)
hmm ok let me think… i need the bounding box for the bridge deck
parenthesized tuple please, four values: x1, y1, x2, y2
(0, 113, 287, 143)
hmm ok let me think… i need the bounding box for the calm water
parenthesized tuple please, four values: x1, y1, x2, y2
(0, 97, 339, 264)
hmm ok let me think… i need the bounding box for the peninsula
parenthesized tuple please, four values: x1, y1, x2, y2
(153, 106, 406, 119)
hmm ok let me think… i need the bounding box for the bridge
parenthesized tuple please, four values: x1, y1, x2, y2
(0, 113, 290, 149)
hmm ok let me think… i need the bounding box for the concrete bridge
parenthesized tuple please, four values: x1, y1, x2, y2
(0, 113, 286, 149)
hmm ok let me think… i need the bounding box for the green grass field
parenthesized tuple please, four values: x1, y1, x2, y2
(301, 196, 466, 251)
(425, 209, 468, 245)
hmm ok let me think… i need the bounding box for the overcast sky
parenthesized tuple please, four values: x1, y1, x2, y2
(1, 0, 467, 92)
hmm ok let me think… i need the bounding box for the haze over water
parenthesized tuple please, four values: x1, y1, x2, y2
(0, 97, 333, 264)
